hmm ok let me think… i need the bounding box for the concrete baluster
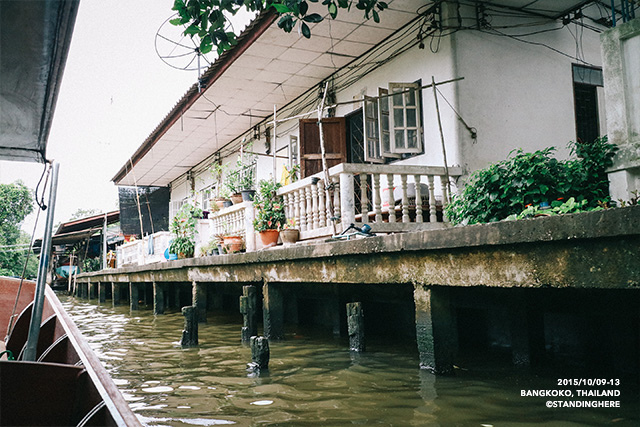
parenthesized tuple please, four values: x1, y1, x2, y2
(414, 175, 424, 223)
(373, 173, 383, 223)
(401, 174, 410, 223)
(360, 174, 369, 223)
(427, 175, 437, 223)
(386, 173, 396, 223)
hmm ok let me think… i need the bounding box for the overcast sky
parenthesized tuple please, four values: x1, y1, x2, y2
(0, 0, 222, 236)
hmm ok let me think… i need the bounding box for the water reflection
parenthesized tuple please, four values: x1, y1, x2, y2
(60, 295, 639, 426)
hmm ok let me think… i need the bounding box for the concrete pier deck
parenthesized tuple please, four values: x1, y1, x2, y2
(75, 206, 640, 376)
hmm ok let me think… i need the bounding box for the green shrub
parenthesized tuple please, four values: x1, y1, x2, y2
(446, 137, 617, 225)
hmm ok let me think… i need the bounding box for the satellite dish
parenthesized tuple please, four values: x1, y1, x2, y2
(155, 13, 223, 75)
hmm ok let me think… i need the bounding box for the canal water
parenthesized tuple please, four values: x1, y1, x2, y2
(60, 295, 639, 426)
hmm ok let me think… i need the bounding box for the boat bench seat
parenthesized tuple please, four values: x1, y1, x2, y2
(0, 360, 85, 426)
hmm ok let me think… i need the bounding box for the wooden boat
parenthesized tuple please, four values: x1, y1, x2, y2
(1, 276, 140, 426)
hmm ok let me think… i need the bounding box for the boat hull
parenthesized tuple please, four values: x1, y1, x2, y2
(1, 276, 140, 426)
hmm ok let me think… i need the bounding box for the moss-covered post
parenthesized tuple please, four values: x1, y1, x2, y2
(263, 282, 284, 340)
(240, 285, 258, 342)
(153, 281, 165, 315)
(347, 302, 365, 352)
(414, 285, 455, 375)
(180, 305, 198, 347)
(248, 336, 269, 372)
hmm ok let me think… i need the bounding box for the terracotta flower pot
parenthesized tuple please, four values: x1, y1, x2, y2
(230, 193, 244, 204)
(259, 229, 280, 248)
(280, 228, 299, 245)
(223, 235, 243, 253)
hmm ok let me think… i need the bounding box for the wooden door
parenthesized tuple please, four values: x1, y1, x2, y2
(299, 117, 347, 178)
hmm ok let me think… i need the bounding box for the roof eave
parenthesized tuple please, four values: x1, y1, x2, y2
(112, 8, 277, 185)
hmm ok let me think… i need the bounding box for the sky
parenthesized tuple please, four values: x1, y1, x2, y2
(0, 0, 214, 236)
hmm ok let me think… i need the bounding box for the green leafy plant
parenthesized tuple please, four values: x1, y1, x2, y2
(169, 202, 202, 258)
(446, 137, 617, 225)
(171, 0, 388, 55)
(253, 179, 286, 232)
(505, 197, 602, 220)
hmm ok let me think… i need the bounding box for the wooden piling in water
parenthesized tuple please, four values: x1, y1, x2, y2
(180, 305, 199, 347)
(240, 285, 258, 342)
(153, 281, 165, 315)
(347, 302, 365, 352)
(249, 336, 269, 371)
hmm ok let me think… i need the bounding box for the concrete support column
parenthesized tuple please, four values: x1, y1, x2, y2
(414, 285, 455, 375)
(130, 282, 139, 311)
(263, 282, 284, 340)
(98, 281, 106, 303)
(112, 282, 121, 306)
(153, 282, 165, 315)
(89, 281, 98, 299)
(240, 285, 258, 342)
(192, 281, 207, 323)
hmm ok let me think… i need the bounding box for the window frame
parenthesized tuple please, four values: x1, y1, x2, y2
(388, 82, 423, 154)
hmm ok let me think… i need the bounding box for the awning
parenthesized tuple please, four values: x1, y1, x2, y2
(0, 0, 80, 163)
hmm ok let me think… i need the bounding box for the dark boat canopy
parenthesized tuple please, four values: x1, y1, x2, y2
(0, 0, 79, 163)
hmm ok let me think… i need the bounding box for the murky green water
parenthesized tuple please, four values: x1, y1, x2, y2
(59, 295, 639, 426)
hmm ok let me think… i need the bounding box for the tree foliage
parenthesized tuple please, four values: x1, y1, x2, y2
(171, 0, 388, 54)
(446, 137, 618, 225)
(0, 181, 37, 277)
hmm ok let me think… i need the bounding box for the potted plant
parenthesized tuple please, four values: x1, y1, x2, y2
(210, 162, 231, 208)
(253, 179, 286, 248)
(239, 164, 256, 201)
(169, 202, 201, 258)
(280, 218, 300, 245)
(220, 222, 243, 253)
(224, 167, 243, 204)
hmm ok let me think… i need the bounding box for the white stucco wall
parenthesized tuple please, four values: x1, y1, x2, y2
(453, 18, 605, 176)
(168, 7, 608, 208)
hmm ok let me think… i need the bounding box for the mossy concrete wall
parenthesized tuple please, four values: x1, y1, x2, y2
(78, 206, 640, 290)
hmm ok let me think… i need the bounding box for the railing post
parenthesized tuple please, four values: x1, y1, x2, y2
(298, 188, 307, 231)
(427, 175, 437, 223)
(305, 186, 313, 230)
(386, 173, 395, 223)
(317, 180, 326, 228)
(401, 174, 410, 223)
(373, 173, 383, 223)
(311, 180, 319, 229)
(414, 175, 424, 223)
(339, 172, 355, 228)
(245, 203, 256, 252)
(332, 177, 341, 225)
(360, 174, 369, 223)
(440, 176, 450, 222)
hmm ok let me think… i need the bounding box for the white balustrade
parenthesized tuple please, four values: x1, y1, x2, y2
(277, 163, 462, 239)
(209, 201, 255, 252)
